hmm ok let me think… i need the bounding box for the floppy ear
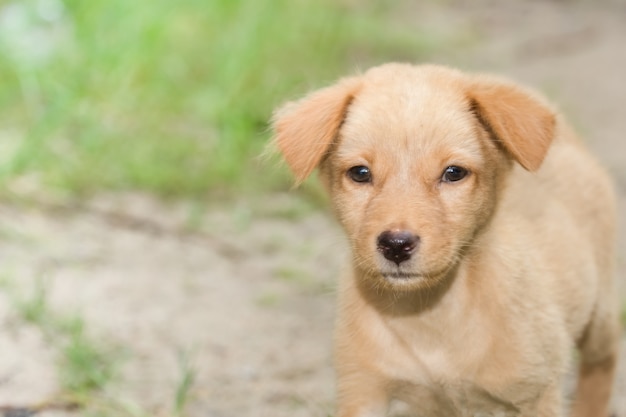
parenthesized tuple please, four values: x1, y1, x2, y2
(271, 77, 361, 184)
(468, 77, 556, 171)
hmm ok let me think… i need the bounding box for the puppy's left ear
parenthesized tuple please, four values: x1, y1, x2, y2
(468, 77, 556, 171)
(271, 77, 361, 184)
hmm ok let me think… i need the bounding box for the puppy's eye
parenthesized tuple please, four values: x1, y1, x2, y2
(347, 166, 372, 183)
(442, 166, 469, 182)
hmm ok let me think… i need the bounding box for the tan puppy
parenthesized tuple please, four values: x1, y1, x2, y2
(271, 64, 620, 417)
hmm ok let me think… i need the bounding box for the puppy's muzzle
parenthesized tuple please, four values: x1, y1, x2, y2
(376, 230, 420, 266)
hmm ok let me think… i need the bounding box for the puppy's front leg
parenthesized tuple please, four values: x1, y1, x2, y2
(336, 372, 389, 417)
(570, 355, 617, 417)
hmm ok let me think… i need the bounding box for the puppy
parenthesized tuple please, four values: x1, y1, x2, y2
(271, 64, 620, 417)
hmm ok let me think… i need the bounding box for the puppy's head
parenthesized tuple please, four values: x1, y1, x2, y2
(272, 64, 555, 291)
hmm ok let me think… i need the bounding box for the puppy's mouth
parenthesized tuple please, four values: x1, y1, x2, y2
(379, 264, 452, 282)
(381, 271, 422, 279)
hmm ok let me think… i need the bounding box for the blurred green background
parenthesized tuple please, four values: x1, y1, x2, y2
(0, 0, 452, 201)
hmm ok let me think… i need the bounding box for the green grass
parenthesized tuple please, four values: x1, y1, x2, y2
(58, 316, 117, 397)
(0, 0, 443, 199)
(173, 350, 196, 417)
(1, 276, 125, 414)
(17, 282, 119, 398)
(1, 273, 207, 416)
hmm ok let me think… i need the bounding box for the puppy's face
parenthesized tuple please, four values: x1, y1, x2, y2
(273, 64, 555, 291)
(322, 80, 502, 290)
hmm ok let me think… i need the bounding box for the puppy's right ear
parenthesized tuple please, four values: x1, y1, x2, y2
(271, 77, 361, 184)
(467, 77, 556, 172)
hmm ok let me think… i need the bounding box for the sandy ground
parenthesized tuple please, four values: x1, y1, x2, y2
(1, 1, 626, 416)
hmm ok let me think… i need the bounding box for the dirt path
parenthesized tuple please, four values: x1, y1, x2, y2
(1, 1, 625, 416)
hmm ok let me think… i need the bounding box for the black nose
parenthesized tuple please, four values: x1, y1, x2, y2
(376, 230, 420, 265)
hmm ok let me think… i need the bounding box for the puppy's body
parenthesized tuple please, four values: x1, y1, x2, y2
(335, 139, 616, 417)
(272, 64, 619, 417)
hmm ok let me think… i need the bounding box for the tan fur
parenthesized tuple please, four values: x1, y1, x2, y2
(273, 76, 362, 184)
(271, 64, 620, 417)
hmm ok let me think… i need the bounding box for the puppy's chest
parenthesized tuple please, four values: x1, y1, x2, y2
(392, 379, 524, 417)
(386, 354, 532, 417)
(380, 324, 534, 416)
